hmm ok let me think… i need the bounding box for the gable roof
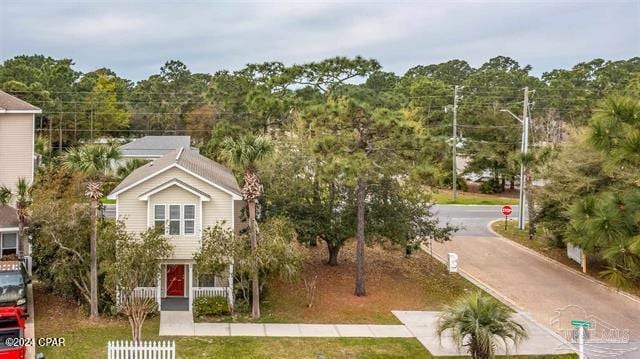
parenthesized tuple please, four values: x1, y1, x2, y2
(120, 136, 198, 157)
(108, 148, 242, 199)
(0, 206, 19, 228)
(138, 178, 212, 201)
(0, 90, 41, 113)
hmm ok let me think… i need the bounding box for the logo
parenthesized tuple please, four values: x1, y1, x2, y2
(550, 305, 637, 358)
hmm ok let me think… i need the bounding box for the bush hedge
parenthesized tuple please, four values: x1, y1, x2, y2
(194, 296, 229, 316)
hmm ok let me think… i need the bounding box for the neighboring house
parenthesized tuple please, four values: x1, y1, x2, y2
(119, 136, 199, 160)
(107, 147, 245, 312)
(0, 90, 41, 258)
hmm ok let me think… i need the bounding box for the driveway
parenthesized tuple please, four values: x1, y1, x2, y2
(431, 205, 640, 358)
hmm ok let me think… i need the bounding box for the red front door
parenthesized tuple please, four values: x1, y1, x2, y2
(166, 265, 185, 296)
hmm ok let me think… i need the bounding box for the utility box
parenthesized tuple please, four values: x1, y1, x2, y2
(448, 253, 458, 273)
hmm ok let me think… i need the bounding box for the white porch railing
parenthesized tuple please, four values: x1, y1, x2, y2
(117, 287, 158, 306)
(193, 287, 228, 298)
(107, 340, 175, 359)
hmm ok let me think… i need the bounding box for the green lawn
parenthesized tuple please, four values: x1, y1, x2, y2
(431, 190, 518, 205)
(100, 198, 116, 205)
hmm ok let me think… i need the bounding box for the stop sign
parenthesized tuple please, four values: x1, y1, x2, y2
(502, 205, 512, 216)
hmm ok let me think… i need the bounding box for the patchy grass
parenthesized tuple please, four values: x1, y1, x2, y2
(220, 240, 480, 324)
(492, 221, 640, 297)
(99, 198, 116, 205)
(431, 190, 518, 205)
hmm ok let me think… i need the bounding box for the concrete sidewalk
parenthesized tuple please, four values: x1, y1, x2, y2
(159, 311, 412, 338)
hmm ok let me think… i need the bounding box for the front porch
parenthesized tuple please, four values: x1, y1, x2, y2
(129, 261, 233, 312)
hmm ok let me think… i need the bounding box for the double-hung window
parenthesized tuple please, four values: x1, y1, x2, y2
(1, 233, 17, 256)
(169, 205, 181, 235)
(153, 204, 196, 235)
(154, 205, 165, 230)
(184, 205, 195, 235)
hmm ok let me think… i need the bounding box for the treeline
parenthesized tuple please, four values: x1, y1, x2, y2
(1, 55, 639, 187)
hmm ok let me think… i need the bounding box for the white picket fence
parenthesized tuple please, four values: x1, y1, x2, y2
(116, 287, 158, 306)
(107, 340, 175, 359)
(193, 286, 227, 298)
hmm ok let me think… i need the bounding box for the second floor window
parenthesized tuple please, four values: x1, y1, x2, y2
(153, 204, 197, 236)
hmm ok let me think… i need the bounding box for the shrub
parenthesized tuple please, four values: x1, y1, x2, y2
(479, 178, 501, 194)
(194, 296, 229, 316)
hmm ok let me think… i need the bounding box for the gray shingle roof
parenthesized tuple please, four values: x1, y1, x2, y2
(0, 206, 19, 228)
(0, 90, 41, 112)
(120, 136, 197, 157)
(109, 148, 241, 197)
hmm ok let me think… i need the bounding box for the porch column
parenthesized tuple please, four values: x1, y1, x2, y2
(188, 263, 193, 312)
(156, 268, 162, 309)
(228, 262, 234, 311)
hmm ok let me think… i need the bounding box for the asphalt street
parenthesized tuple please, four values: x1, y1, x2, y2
(432, 204, 519, 237)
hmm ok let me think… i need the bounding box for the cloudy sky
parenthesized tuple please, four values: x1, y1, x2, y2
(1, 0, 638, 80)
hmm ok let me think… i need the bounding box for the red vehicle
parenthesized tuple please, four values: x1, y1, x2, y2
(0, 307, 28, 359)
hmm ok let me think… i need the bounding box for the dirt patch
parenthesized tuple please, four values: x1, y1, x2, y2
(260, 239, 475, 324)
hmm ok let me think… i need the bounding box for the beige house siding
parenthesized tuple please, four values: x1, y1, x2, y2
(0, 113, 34, 198)
(116, 167, 234, 259)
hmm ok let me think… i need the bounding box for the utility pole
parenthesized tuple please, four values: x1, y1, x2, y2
(517, 87, 530, 230)
(452, 85, 459, 202)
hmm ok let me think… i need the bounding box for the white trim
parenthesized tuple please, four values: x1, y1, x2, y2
(176, 147, 184, 160)
(0, 227, 19, 232)
(137, 180, 211, 201)
(231, 200, 235, 233)
(153, 203, 198, 237)
(0, 109, 42, 114)
(108, 163, 242, 200)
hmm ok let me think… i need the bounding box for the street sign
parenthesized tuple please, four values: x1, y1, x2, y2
(501, 205, 513, 216)
(571, 320, 591, 327)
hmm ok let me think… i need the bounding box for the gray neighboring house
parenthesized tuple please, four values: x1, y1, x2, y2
(0, 90, 41, 257)
(119, 136, 199, 160)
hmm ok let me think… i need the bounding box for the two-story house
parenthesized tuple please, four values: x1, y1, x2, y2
(108, 147, 244, 312)
(0, 90, 41, 258)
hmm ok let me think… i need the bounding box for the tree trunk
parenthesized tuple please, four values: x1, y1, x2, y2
(500, 176, 506, 192)
(18, 219, 27, 257)
(526, 171, 535, 240)
(90, 197, 99, 319)
(327, 243, 340, 266)
(248, 200, 260, 319)
(510, 176, 515, 190)
(354, 178, 366, 297)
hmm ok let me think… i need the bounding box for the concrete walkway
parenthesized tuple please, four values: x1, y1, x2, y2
(393, 311, 573, 356)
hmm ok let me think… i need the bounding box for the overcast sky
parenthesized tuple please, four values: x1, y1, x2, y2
(1, 0, 638, 81)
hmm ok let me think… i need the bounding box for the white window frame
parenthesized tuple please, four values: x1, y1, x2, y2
(151, 204, 198, 236)
(0, 232, 18, 256)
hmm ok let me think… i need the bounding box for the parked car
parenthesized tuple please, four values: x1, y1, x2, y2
(0, 307, 28, 359)
(0, 262, 29, 313)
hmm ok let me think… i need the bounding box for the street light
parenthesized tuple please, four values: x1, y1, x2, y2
(500, 109, 529, 230)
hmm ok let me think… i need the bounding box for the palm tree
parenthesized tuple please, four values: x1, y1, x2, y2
(63, 143, 121, 319)
(117, 158, 149, 180)
(0, 178, 33, 257)
(221, 135, 273, 319)
(438, 292, 527, 359)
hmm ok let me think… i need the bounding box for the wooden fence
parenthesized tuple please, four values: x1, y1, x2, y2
(107, 340, 175, 359)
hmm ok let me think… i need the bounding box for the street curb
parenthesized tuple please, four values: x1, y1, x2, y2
(487, 219, 640, 305)
(421, 244, 575, 353)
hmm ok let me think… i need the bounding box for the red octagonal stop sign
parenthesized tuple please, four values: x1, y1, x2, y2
(502, 205, 512, 216)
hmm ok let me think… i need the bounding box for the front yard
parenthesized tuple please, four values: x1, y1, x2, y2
(209, 240, 478, 324)
(431, 190, 519, 205)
